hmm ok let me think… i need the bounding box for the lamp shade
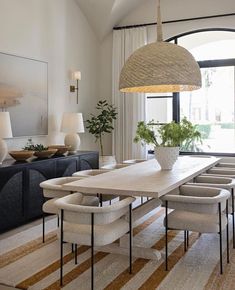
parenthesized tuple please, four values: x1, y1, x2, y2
(0, 112, 13, 138)
(61, 113, 85, 133)
(72, 71, 81, 80)
(119, 41, 201, 93)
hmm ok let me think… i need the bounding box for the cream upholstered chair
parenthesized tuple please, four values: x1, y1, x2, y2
(40, 176, 99, 242)
(56, 193, 135, 289)
(72, 169, 111, 177)
(216, 162, 235, 168)
(207, 167, 235, 177)
(123, 159, 146, 164)
(187, 174, 235, 248)
(100, 163, 130, 170)
(161, 185, 230, 274)
(72, 169, 117, 206)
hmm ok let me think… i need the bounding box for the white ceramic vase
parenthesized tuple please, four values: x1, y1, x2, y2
(154, 146, 179, 170)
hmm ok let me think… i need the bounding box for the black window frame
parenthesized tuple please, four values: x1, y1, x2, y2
(164, 28, 235, 156)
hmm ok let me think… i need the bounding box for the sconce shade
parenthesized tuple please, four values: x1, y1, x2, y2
(0, 112, 13, 139)
(119, 41, 201, 93)
(73, 71, 81, 80)
(61, 113, 85, 133)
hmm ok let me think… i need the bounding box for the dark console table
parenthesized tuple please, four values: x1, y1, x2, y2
(0, 151, 99, 233)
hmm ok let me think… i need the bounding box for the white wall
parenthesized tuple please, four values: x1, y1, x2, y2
(0, 0, 100, 153)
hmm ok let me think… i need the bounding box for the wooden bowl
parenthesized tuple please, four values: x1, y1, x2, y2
(9, 150, 35, 161)
(48, 145, 70, 156)
(34, 149, 57, 159)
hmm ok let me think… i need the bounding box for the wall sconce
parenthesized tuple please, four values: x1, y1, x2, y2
(70, 71, 81, 104)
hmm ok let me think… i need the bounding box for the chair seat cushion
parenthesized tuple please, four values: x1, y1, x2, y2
(82, 196, 99, 206)
(62, 218, 129, 246)
(165, 210, 227, 233)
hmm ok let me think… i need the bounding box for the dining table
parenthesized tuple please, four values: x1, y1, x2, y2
(62, 155, 220, 260)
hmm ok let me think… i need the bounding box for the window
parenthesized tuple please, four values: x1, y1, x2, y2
(146, 29, 235, 154)
(181, 64, 235, 153)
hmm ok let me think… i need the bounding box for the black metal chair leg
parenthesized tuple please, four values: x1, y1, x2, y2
(75, 244, 78, 264)
(129, 203, 132, 274)
(186, 230, 189, 248)
(184, 230, 187, 252)
(141, 197, 143, 204)
(100, 194, 103, 207)
(42, 212, 45, 243)
(226, 200, 229, 264)
(165, 201, 168, 271)
(232, 189, 235, 249)
(219, 203, 223, 274)
(60, 209, 64, 286)
(91, 213, 94, 290)
(57, 215, 60, 228)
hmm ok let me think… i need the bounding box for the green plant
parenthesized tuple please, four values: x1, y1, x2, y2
(134, 117, 202, 150)
(86, 100, 118, 156)
(23, 143, 48, 151)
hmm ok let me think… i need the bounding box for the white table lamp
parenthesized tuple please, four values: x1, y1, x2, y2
(0, 112, 13, 164)
(61, 112, 85, 153)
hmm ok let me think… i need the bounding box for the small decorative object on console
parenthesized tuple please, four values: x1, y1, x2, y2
(22, 143, 57, 159)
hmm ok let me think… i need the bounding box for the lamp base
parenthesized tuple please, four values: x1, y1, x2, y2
(0, 138, 8, 164)
(64, 133, 81, 153)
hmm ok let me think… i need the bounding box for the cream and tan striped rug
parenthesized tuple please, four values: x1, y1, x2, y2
(0, 207, 234, 290)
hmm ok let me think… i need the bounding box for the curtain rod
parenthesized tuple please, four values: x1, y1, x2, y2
(113, 13, 235, 30)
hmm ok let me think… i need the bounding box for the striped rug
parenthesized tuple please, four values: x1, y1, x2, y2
(0, 207, 233, 290)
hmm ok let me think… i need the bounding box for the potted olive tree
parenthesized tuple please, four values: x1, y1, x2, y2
(134, 117, 202, 170)
(86, 100, 117, 166)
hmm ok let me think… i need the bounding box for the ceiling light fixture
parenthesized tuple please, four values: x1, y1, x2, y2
(119, 0, 201, 93)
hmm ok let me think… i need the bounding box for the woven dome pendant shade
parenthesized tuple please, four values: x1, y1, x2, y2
(119, 0, 201, 93)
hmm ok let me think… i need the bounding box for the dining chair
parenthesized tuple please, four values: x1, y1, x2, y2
(56, 192, 135, 289)
(122, 159, 147, 164)
(100, 163, 130, 170)
(186, 174, 235, 248)
(216, 162, 235, 168)
(161, 185, 230, 274)
(40, 176, 99, 242)
(72, 169, 117, 206)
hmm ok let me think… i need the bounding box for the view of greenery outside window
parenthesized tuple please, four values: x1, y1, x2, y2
(180, 66, 235, 153)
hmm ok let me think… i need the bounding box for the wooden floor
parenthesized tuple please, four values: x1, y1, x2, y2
(0, 285, 19, 290)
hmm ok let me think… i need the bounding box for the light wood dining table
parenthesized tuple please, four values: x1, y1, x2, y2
(62, 155, 220, 260)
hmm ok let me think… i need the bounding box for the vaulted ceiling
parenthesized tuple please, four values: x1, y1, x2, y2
(75, 0, 146, 40)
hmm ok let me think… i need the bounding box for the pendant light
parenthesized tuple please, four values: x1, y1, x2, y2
(119, 0, 201, 93)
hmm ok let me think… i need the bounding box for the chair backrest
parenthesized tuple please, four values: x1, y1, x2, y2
(195, 175, 234, 185)
(40, 176, 86, 198)
(101, 163, 130, 170)
(122, 159, 146, 164)
(56, 193, 135, 225)
(72, 169, 111, 177)
(216, 162, 235, 168)
(207, 167, 235, 177)
(161, 185, 230, 214)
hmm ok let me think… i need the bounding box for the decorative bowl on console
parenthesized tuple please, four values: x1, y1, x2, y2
(48, 145, 70, 156)
(34, 149, 57, 159)
(9, 150, 35, 161)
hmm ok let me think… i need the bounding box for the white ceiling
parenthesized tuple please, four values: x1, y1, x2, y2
(75, 0, 235, 41)
(75, 0, 146, 40)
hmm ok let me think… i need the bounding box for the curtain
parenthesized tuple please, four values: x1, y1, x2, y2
(112, 27, 147, 162)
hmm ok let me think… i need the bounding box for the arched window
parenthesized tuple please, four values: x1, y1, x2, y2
(146, 29, 235, 154)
